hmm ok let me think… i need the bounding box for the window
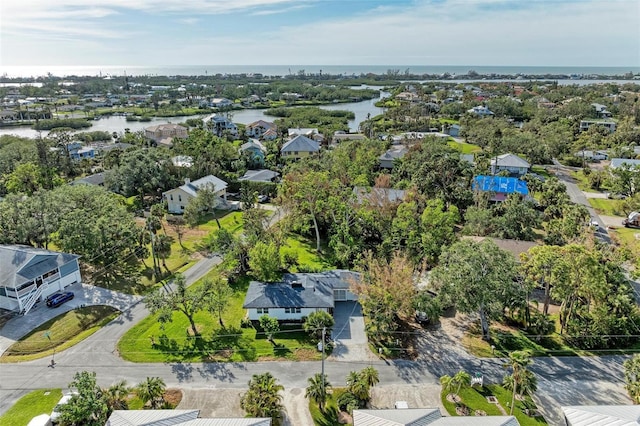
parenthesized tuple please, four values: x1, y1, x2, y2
(170, 194, 174, 201)
(178, 195, 182, 202)
(257, 308, 269, 314)
(180, 205, 184, 210)
(286, 307, 301, 314)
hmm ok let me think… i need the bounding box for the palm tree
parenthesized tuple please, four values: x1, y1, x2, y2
(104, 380, 130, 411)
(451, 370, 471, 395)
(241, 373, 284, 425)
(305, 373, 331, 412)
(136, 377, 166, 409)
(505, 350, 533, 415)
(440, 375, 454, 395)
(360, 366, 380, 389)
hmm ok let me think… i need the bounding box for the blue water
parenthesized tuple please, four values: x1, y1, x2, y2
(2, 65, 639, 78)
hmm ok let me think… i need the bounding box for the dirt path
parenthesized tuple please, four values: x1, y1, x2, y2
(282, 388, 313, 426)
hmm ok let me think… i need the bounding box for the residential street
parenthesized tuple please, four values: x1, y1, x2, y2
(0, 206, 634, 425)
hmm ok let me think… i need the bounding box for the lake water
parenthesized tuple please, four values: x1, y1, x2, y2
(0, 90, 390, 138)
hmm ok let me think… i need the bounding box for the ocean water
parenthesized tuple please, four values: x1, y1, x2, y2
(2, 65, 639, 78)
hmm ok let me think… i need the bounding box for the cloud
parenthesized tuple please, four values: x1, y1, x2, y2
(251, 4, 312, 16)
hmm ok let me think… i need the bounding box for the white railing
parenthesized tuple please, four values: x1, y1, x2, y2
(20, 285, 46, 315)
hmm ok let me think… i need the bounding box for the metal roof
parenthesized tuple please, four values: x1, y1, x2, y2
(473, 175, 529, 196)
(563, 405, 640, 426)
(106, 410, 271, 426)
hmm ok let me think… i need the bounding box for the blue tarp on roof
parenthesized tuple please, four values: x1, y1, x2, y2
(473, 175, 529, 196)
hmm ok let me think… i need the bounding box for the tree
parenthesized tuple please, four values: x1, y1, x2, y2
(259, 315, 280, 345)
(154, 233, 174, 272)
(183, 182, 224, 228)
(248, 241, 281, 282)
(306, 373, 331, 412)
(420, 198, 459, 266)
(136, 377, 166, 409)
(205, 275, 232, 328)
(344, 367, 379, 407)
(451, 370, 471, 395)
(104, 380, 130, 411)
(520, 245, 565, 315)
(58, 371, 109, 426)
(351, 252, 416, 341)
(2, 161, 49, 195)
(167, 215, 187, 248)
(240, 372, 284, 425)
(624, 354, 640, 404)
(503, 351, 536, 415)
(431, 239, 521, 340)
(303, 311, 335, 341)
(145, 273, 209, 336)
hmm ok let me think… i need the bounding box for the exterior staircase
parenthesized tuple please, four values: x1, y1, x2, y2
(20, 285, 45, 315)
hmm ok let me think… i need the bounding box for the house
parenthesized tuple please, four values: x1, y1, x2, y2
(288, 128, 325, 144)
(243, 270, 360, 321)
(106, 410, 270, 426)
(574, 150, 608, 161)
(171, 155, 194, 168)
(262, 128, 278, 141)
(239, 139, 267, 165)
(447, 124, 461, 137)
(210, 97, 233, 108)
(580, 119, 617, 133)
(467, 105, 494, 116)
(144, 123, 188, 144)
(591, 103, 612, 118)
(473, 175, 530, 202)
(280, 135, 320, 160)
(69, 172, 105, 187)
(353, 408, 519, 425)
(379, 146, 409, 169)
(0, 245, 81, 315)
(490, 153, 530, 176)
(610, 158, 640, 170)
(353, 186, 407, 206)
(562, 405, 640, 426)
(332, 132, 366, 145)
(205, 114, 238, 137)
(163, 175, 228, 214)
(238, 169, 280, 183)
(246, 120, 276, 139)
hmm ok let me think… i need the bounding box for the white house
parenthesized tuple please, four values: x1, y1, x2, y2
(580, 119, 617, 133)
(106, 410, 270, 426)
(563, 405, 640, 426)
(490, 153, 530, 176)
(243, 270, 359, 321)
(163, 175, 228, 214)
(467, 105, 494, 116)
(0, 245, 82, 315)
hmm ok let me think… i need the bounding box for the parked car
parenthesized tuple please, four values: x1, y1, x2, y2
(46, 292, 74, 308)
(257, 194, 270, 203)
(50, 392, 77, 424)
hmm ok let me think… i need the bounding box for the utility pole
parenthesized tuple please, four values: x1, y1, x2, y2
(321, 327, 326, 395)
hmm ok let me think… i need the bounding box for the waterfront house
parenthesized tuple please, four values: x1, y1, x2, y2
(144, 123, 188, 145)
(205, 114, 238, 137)
(243, 270, 359, 321)
(163, 175, 228, 214)
(0, 245, 81, 315)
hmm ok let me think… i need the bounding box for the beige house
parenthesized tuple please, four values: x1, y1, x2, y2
(163, 175, 228, 214)
(144, 123, 188, 144)
(246, 120, 276, 139)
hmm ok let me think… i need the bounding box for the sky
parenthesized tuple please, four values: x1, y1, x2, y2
(1, 0, 639, 67)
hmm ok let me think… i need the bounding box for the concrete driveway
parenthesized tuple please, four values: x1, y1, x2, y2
(0, 282, 142, 355)
(329, 301, 376, 362)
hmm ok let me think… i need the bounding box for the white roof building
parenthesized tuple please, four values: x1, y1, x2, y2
(563, 405, 640, 426)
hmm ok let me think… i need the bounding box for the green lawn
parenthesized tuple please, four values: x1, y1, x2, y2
(282, 235, 336, 272)
(309, 388, 349, 426)
(530, 166, 552, 178)
(118, 272, 322, 363)
(448, 140, 482, 154)
(588, 198, 626, 217)
(569, 171, 594, 192)
(1, 306, 120, 362)
(0, 389, 62, 426)
(441, 385, 547, 425)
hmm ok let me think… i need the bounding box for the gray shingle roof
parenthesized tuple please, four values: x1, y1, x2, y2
(610, 158, 640, 170)
(177, 175, 228, 197)
(490, 153, 530, 168)
(379, 147, 408, 161)
(238, 169, 279, 183)
(281, 135, 319, 153)
(243, 270, 359, 309)
(70, 172, 106, 186)
(0, 245, 79, 289)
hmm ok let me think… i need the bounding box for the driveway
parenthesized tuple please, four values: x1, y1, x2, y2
(329, 301, 376, 362)
(0, 282, 142, 356)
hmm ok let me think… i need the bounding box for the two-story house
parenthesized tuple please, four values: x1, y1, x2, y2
(245, 120, 276, 139)
(280, 135, 320, 160)
(490, 153, 530, 177)
(163, 175, 228, 214)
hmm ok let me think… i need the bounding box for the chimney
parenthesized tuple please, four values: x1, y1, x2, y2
(184, 178, 191, 185)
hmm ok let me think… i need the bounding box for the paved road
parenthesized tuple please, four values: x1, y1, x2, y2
(552, 159, 611, 243)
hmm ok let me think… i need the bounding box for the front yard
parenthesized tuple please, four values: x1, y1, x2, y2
(0, 389, 62, 426)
